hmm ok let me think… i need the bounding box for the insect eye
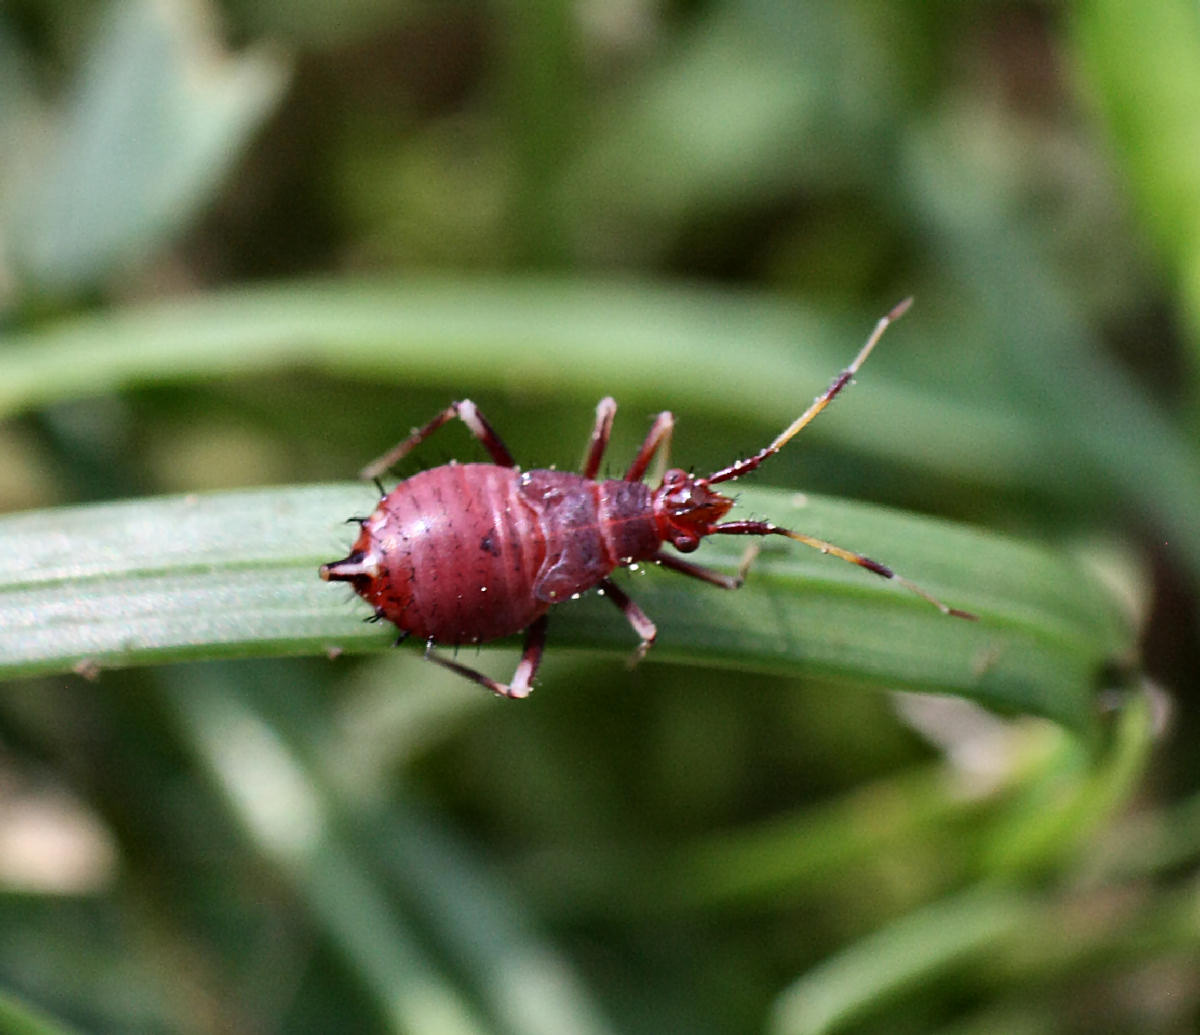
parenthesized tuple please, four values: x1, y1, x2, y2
(671, 530, 700, 552)
(664, 468, 687, 486)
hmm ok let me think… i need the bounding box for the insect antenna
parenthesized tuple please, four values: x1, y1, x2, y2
(707, 297, 912, 485)
(713, 520, 975, 619)
(701, 298, 974, 620)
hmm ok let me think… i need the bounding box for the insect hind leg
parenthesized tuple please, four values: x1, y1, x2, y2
(360, 400, 516, 481)
(598, 578, 657, 664)
(422, 615, 548, 699)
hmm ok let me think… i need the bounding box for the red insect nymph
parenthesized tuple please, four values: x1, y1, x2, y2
(321, 299, 973, 697)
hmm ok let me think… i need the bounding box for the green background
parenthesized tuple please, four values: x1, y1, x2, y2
(0, 1, 1196, 1032)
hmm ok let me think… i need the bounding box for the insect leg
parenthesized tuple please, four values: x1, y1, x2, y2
(624, 411, 675, 483)
(423, 615, 549, 699)
(581, 397, 617, 480)
(360, 400, 516, 481)
(712, 521, 975, 619)
(651, 544, 759, 589)
(598, 578, 657, 662)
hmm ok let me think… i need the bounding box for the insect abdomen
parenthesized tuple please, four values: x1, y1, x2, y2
(353, 464, 549, 644)
(339, 465, 662, 645)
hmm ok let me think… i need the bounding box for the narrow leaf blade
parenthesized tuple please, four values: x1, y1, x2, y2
(0, 484, 1134, 728)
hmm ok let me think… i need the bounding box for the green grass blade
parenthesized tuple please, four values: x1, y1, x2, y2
(0, 278, 1037, 488)
(5, 0, 287, 297)
(768, 886, 1034, 1035)
(0, 484, 1134, 728)
(903, 128, 1200, 579)
(1071, 0, 1200, 337)
(0, 991, 81, 1035)
(163, 677, 495, 1035)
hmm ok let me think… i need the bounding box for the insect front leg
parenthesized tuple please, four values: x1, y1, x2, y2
(423, 615, 549, 699)
(598, 578, 657, 663)
(624, 411, 675, 483)
(652, 544, 760, 589)
(360, 400, 516, 481)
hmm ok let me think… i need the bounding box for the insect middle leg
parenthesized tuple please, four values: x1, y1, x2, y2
(625, 411, 675, 483)
(360, 400, 515, 481)
(423, 614, 549, 699)
(581, 397, 617, 480)
(598, 578, 657, 662)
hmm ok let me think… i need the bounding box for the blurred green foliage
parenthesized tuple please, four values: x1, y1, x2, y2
(0, 1, 1197, 1033)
